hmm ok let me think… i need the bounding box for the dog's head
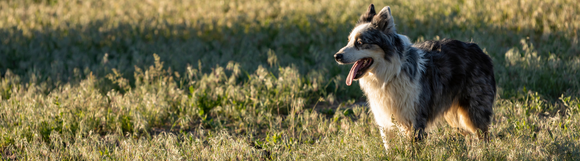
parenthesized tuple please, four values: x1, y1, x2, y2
(335, 4, 405, 86)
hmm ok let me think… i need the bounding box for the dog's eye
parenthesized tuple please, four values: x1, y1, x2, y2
(356, 39, 364, 46)
(362, 44, 373, 49)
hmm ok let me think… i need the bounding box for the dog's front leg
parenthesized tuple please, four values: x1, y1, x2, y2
(379, 126, 396, 152)
(413, 121, 427, 141)
(414, 128, 426, 141)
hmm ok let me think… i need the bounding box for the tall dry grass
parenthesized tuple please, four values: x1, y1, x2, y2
(1, 0, 579, 159)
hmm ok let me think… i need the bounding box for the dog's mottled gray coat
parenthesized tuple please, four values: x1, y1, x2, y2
(413, 39, 496, 136)
(336, 4, 496, 142)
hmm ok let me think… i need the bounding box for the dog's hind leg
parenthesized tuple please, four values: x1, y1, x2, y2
(444, 98, 479, 136)
(463, 74, 495, 140)
(464, 91, 494, 140)
(450, 79, 495, 140)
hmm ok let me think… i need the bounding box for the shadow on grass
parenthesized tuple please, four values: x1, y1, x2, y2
(1, 10, 578, 101)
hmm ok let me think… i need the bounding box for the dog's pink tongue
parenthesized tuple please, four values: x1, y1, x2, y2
(346, 61, 361, 86)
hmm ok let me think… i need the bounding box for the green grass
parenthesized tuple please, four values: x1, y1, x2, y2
(1, 0, 579, 160)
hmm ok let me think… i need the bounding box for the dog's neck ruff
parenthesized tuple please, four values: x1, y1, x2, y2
(359, 35, 426, 133)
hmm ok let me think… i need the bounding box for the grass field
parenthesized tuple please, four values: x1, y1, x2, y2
(1, 0, 579, 159)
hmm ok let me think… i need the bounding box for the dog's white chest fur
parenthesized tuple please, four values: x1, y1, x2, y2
(359, 59, 423, 133)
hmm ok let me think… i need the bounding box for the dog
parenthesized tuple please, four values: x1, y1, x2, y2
(334, 4, 496, 151)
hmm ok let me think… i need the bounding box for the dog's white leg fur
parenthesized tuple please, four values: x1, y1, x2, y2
(379, 126, 390, 151)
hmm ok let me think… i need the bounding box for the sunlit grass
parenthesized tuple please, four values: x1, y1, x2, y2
(1, 0, 579, 159)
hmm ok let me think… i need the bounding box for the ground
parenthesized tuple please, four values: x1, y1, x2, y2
(1, 0, 579, 160)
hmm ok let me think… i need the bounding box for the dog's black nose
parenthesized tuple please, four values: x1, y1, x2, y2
(334, 54, 343, 61)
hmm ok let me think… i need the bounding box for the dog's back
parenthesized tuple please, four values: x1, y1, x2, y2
(414, 39, 496, 136)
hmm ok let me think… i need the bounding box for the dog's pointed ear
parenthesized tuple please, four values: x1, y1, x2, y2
(371, 6, 396, 34)
(357, 4, 376, 24)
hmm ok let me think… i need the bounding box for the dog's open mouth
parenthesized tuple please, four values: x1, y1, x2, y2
(346, 58, 373, 86)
